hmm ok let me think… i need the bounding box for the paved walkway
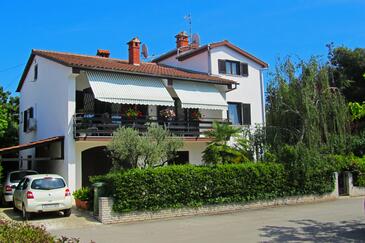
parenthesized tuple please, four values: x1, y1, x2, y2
(50, 197, 365, 243)
(0, 206, 100, 231)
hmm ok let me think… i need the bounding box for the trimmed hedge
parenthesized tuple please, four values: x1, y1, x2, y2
(91, 163, 335, 213)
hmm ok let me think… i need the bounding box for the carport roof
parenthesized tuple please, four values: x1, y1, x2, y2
(0, 136, 64, 155)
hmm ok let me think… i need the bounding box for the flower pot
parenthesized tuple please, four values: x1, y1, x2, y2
(75, 199, 89, 210)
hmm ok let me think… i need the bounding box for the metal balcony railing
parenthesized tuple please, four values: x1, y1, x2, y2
(73, 113, 228, 138)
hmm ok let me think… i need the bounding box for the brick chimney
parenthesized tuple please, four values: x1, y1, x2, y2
(96, 49, 110, 58)
(175, 31, 189, 49)
(127, 37, 141, 65)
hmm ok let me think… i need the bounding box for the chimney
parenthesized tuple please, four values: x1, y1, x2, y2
(96, 49, 110, 58)
(127, 37, 141, 65)
(175, 31, 189, 49)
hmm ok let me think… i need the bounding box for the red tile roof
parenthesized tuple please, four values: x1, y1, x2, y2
(152, 40, 268, 68)
(16, 49, 236, 92)
(0, 136, 64, 154)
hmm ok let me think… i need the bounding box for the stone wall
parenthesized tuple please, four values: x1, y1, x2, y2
(96, 173, 339, 224)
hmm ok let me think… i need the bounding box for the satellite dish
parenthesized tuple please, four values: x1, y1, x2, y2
(192, 33, 200, 46)
(142, 44, 149, 59)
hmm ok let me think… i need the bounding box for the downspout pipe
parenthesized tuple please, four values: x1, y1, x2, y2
(259, 67, 268, 124)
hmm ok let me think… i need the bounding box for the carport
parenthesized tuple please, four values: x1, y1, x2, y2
(0, 136, 64, 172)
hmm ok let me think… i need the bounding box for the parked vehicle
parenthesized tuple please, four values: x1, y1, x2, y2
(0, 170, 38, 205)
(13, 174, 72, 219)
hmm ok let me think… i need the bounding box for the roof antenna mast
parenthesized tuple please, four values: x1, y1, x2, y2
(184, 13, 192, 42)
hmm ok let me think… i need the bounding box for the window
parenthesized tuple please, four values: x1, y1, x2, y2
(34, 64, 38, 81)
(23, 107, 34, 132)
(218, 59, 249, 76)
(227, 103, 251, 125)
(31, 178, 66, 190)
(228, 103, 242, 125)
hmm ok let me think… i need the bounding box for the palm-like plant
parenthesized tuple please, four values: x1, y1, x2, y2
(205, 121, 241, 144)
(203, 122, 243, 164)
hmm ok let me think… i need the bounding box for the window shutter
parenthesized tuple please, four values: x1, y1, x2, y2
(29, 107, 34, 118)
(236, 62, 241, 75)
(34, 64, 38, 80)
(242, 104, 251, 125)
(241, 63, 249, 76)
(23, 110, 28, 132)
(218, 59, 226, 74)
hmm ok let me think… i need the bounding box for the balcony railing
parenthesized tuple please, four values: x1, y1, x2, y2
(73, 113, 228, 138)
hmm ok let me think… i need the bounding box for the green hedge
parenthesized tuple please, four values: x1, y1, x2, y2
(91, 162, 335, 213)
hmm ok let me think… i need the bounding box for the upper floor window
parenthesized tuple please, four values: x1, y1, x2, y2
(218, 59, 249, 77)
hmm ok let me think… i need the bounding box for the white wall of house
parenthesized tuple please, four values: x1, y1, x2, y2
(210, 46, 265, 125)
(181, 141, 208, 165)
(159, 51, 209, 73)
(156, 45, 265, 125)
(18, 56, 77, 191)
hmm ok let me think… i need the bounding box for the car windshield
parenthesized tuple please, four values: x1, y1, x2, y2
(30, 178, 65, 190)
(10, 171, 37, 183)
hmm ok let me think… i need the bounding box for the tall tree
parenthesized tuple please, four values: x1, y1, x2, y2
(329, 45, 365, 102)
(266, 57, 351, 154)
(0, 86, 19, 148)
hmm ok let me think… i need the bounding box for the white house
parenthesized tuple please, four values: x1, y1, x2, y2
(0, 32, 267, 192)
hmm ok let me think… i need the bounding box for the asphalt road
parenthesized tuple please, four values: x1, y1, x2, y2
(52, 197, 365, 243)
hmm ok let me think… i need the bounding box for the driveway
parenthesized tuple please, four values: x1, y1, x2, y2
(0, 206, 100, 231)
(51, 197, 365, 243)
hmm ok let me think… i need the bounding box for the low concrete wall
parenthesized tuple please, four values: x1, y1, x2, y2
(96, 173, 339, 224)
(348, 172, 365, 197)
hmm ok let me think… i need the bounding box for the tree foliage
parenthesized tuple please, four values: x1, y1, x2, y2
(0, 86, 19, 147)
(349, 101, 365, 120)
(266, 57, 351, 155)
(108, 125, 183, 169)
(329, 45, 365, 102)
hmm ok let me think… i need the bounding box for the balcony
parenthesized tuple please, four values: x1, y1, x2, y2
(73, 113, 227, 139)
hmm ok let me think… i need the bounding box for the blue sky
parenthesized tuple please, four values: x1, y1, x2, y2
(0, 0, 364, 94)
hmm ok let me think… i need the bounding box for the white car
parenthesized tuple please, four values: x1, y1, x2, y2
(1, 170, 38, 205)
(13, 174, 72, 219)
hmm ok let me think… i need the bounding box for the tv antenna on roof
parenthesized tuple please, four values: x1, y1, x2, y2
(141, 43, 149, 59)
(184, 13, 192, 42)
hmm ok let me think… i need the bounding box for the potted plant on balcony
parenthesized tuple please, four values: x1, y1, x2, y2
(73, 187, 91, 210)
(159, 108, 176, 121)
(125, 108, 143, 120)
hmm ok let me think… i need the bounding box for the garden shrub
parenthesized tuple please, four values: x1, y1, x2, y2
(350, 157, 365, 186)
(0, 218, 79, 242)
(276, 144, 335, 195)
(91, 162, 334, 213)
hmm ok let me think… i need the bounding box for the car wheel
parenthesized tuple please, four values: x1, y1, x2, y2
(63, 208, 71, 217)
(22, 204, 31, 220)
